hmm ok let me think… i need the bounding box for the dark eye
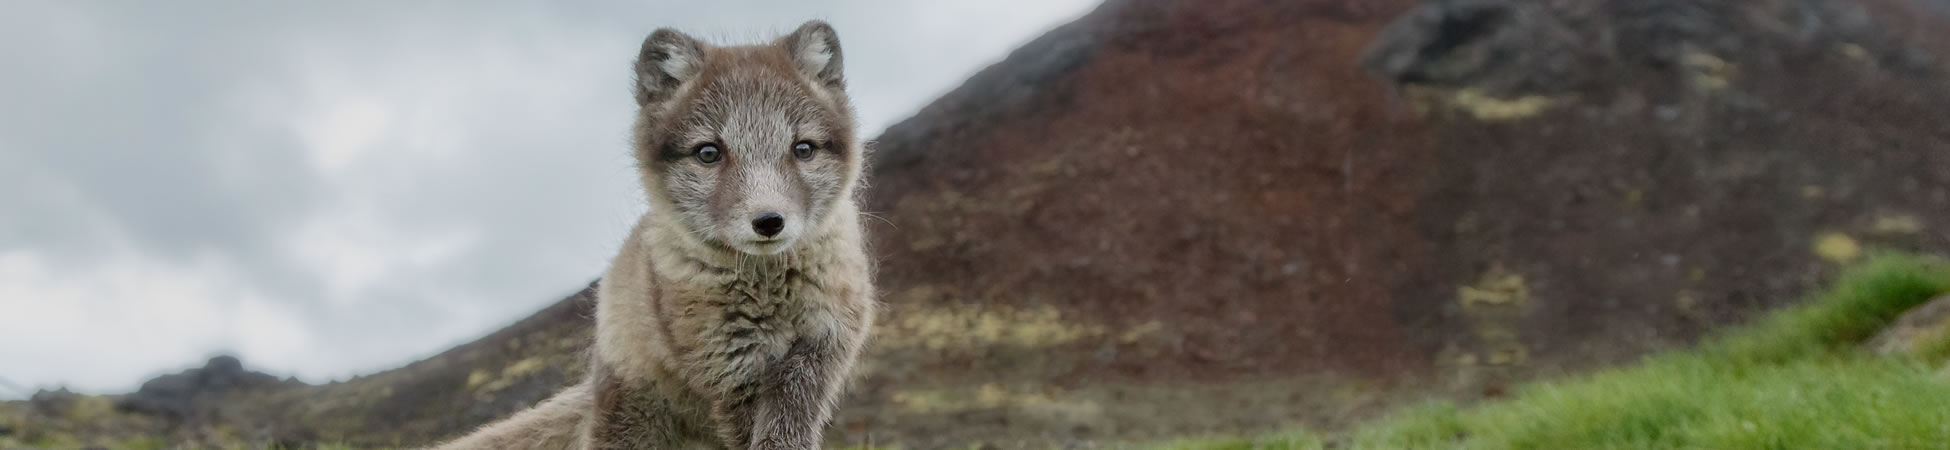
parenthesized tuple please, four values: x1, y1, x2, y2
(694, 144, 721, 164)
(792, 141, 816, 160)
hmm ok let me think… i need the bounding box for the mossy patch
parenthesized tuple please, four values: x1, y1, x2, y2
(879, 295, 1119, 351)
(465, 369, 493, 390)
(1411, 85, 1560, 121)
(1814, 232, 1862, 263)
(1681, 50, 1734, 91)
(1457, 266, 1529, 308)
(470, 357, 551, 396)
(1873, 214, 1926, 235)
(890, 383, 1102, 420)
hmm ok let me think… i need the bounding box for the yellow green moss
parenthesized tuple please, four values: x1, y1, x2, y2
(1814, 232, 1862, 263)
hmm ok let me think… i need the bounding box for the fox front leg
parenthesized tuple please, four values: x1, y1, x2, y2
(746, 334, 857, 450)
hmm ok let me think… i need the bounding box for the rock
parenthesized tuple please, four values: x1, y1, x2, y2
(1867, 295, 1950, 357)
(1363, 0, 1882, 96)
(28, 387, 82, 417)
(1362, 0, 1578, 95)
(114, 355, 288, 418)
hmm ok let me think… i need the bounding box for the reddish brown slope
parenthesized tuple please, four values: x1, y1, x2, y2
(866, 0, 1432, 380)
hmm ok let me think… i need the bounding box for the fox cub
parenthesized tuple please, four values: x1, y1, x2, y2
(431, 20, 877, 450)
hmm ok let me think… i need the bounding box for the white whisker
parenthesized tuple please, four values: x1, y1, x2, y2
(859, 211, 896, 229)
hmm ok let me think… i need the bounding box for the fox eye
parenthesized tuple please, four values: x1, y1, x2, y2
(792, 141, 816, 160)
(694, 144, 722, 164)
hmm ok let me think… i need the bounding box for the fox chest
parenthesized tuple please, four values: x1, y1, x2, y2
(661, 268, 830, 384)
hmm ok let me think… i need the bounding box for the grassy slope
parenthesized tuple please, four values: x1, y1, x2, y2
(1166, 253, 1950, 450)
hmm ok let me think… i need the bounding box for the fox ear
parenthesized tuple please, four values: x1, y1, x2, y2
(781, 20, 845, 91)
(634, 28, 705, 106)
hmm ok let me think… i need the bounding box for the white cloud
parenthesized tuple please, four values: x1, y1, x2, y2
(297, 96, 395, 175)
(286, 209, 481, 305)
(0, 249, 261, 393)
(230, 294, 314, 376)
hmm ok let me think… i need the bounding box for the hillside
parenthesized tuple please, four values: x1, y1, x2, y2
(6, 0, 1950, 448)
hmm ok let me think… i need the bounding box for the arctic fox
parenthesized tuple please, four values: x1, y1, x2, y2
(430, 20, 876, 450)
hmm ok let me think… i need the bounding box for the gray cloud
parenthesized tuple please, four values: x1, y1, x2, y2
(0, 0, 1097, 398)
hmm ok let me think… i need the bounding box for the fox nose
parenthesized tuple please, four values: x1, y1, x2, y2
(752, 212, 786, 238)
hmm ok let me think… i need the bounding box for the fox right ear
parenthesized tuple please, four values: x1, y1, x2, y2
(634, 29, 705, 106)
(781, 20, 845, 91)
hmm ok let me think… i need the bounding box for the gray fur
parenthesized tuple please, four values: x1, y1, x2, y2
(429, 20, 874, 450)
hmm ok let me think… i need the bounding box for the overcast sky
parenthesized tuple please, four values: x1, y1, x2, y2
(0, 0, 1097, 399)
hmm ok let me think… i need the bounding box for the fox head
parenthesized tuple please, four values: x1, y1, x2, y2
(631, 21, 862, 256)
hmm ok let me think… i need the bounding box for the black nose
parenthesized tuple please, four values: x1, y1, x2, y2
(752, 212, 785, 238)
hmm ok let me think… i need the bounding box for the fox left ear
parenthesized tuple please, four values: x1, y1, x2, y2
(781, 20, 845, 91)
(635, 28, 706, 107)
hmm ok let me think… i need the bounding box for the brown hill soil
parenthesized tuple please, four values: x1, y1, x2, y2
(855, 0, 1950, 445)
(7, 0, 1949, 448)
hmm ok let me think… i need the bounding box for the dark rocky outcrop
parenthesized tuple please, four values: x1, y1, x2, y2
(27, 388, 84, 418)
(114, 356, 290, 418)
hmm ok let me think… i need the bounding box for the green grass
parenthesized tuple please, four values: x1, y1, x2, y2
(1920, 328, 1950, 363)
(1353, 356, 1950, 449)
(1161, 253, 1950, 450)
(1698, 253, 1950, 364)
